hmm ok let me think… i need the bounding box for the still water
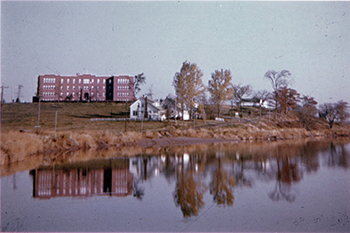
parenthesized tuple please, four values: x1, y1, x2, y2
(1, 139, 350, 232)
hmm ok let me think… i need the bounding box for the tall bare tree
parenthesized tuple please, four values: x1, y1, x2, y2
(208, 69, 233, 117)
(264, 70, 291, 91)
(264, 70, 292, 111)
(173, 61, 205, 120)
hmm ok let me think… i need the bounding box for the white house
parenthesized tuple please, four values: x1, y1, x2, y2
(130, 97, 166, 121)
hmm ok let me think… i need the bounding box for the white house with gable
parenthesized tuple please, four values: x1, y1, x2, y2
(130, 97, 166, 121)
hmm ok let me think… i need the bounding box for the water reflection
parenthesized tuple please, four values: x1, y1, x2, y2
(27, 139, 350, 218)
(30, 159, 133, 198)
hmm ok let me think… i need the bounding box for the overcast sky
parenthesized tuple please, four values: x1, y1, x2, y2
(1, 1, 349, 105)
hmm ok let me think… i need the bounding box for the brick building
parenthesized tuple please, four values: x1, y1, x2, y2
(36, 73, 134, 102)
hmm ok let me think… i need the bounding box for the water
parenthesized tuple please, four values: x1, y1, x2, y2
(1, 139, 350, 232)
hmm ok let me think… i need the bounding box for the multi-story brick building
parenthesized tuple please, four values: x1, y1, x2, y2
(36, 73, 134, 102)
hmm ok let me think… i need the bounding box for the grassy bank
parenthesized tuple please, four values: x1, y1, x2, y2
(2, 102, 350, 167)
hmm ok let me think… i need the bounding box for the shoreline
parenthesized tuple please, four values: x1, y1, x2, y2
(1, 127, 350, 177)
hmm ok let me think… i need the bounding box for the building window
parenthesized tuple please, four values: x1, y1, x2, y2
(83, 79, 89, 84)
(67, 79, 70, 84)
(109, 79, 112, 84)
(61, 79, 64, 84)
(91, 79, 94, 83)
(73, 86, 76, 91)
(73, 79, 75, 84)
(79, 79, 81, 84)
(97, 79, 100, 84)
(67, 86, 69, 91)
(103, 79, 106, 84)
(84, 86, 89, 90)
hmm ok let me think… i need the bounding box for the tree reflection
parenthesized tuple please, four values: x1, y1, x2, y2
(234, 157, 253, 188)
(210, 157, 235, 206)
(328, 142, 350, 168)
(173, 154, 206, 218)
(268, 156, 301, 202)
(132, 178, 144, 200)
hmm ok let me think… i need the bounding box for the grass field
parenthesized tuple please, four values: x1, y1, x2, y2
(1, 102, 172, 133)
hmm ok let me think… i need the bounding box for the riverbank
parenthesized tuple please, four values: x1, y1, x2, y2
(2, 119, 350, 166)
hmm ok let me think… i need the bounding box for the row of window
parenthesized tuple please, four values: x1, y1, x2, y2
(117, 86, 130, 90)
(43, 85, 56, 90)
(117, 78, 130, 84)
(60, 86, 105, 91)
(60, 78, 106, 85)
(43, 78, 56, 83)
(117, 92, 130, 96)
(43, 92, 55, 97)
(59, 92, 106, 98)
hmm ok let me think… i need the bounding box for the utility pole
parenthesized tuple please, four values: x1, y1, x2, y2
(1, 85, 9, 106)
(16, 85, 23, 102)
(36, 95, 41, 134)
(50, 105, 62, 133)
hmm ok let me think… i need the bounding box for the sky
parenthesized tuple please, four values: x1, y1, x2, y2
(1, 1, 350, 105)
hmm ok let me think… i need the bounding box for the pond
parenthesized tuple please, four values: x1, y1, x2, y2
(1, 139, 350, 232)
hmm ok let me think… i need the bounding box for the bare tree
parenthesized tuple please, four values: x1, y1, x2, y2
(231, 84, 253, 116)
(264, 70, 292, 111)
(173, 61, 205, 120)
(264, 70, 291, 91)
(319, 100, 349, 128)
(208, 69, 233, 117)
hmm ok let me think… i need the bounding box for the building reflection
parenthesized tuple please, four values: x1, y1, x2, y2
(30, 158, 132, 198)
(28, 140, 350, 212)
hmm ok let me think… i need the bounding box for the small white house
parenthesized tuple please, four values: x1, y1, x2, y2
(130, 97, 166, 121)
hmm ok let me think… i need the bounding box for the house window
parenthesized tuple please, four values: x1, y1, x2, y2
(133, 111, 138, 116)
